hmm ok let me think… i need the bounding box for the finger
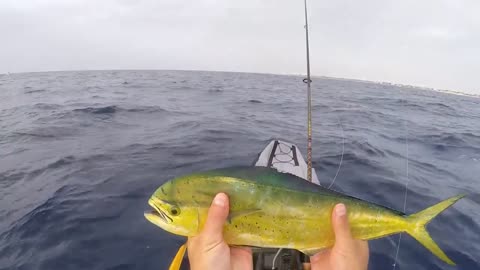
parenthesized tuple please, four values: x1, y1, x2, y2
(231, 247, 253, 270)
(201, 193, 229, 242)
(331, 203, 354, 251)
(230, 246, 252, 260)
(358, 239, 370, 257)
(309, 249, 330, 269)
(231, 246, 252, 255)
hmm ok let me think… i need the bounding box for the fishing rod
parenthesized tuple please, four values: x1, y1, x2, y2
(303, 0, 313, 182)
(301, 0, 314, 267)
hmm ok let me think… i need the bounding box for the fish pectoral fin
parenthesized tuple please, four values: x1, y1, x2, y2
(169, 243, 187, 270)
(300, 247, 328, 257)
(227, 209, 263, 223)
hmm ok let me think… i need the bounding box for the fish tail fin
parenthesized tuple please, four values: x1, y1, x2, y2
(404, 194, 464, 265)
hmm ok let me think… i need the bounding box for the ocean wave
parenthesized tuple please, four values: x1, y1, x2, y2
(34, 103, 62, 110)
(13, 131, 56, 139)
(73, 106, 118, 114)
(12, 126, 79, 141)
(72, 105, 170, 115)
(349, 140, 386, 158)
(408, 159, 462, 184)
(317, 152, 384, 173)
(48, 156, 76, 169)
(25, 89, 46, 94)
(208, 87, 223, 93)
(0, 156, 78, 193)
(169, 120, 201, 131)
(419, 133, 474, 148)
(124, 106, 169, 113)
(394, 99, 425, 110)
(426, 102, 453, 110)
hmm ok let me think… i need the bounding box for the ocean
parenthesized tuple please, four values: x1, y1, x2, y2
(0, 70, 479, 270)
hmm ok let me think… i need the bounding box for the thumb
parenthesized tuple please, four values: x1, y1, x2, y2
(201, 193, 229, 242)
(331, 203, 354, 253)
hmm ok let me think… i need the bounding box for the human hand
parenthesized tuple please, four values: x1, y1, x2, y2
(187, 193, 253, 270)
(310, 204, 369, 270)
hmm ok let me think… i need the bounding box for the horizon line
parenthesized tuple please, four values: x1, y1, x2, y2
(2, 68, 478, 98)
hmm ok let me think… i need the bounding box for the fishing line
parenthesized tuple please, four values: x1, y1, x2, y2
(392, 91, 411, 270)
(272, 248, 283, 270)
(328, 115, 345, 189)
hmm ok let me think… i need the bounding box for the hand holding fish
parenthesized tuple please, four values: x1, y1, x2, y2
(309, 204, 369, 270)
(187, 193, 253, 270)
(187, 193, 368, 270)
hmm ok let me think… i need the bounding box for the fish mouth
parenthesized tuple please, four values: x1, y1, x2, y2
(146, 199, 173, 223)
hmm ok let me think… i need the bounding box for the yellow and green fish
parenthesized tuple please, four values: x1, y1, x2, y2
(144, 166, 464, 267)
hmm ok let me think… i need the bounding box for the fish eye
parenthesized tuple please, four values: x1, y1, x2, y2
(170, 207, 180, 216)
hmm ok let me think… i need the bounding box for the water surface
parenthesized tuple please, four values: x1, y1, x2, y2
(0, 70, 479, 270)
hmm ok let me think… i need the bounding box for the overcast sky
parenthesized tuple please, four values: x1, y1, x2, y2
(1, 0, 479, 94)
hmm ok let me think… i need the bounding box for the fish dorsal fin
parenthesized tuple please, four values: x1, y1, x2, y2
(206, 166, 332, 195)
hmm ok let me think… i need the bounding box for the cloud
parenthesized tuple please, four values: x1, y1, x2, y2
(0, 0, 478, 94)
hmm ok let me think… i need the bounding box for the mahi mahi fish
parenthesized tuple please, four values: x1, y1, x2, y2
(144, 166, 464, 265)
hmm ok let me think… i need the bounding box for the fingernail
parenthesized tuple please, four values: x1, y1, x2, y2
(335, 204, 346, 216)
(213, 193, 226, 207)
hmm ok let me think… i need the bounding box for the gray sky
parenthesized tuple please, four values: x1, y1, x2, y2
(1, 0, 479, 94)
